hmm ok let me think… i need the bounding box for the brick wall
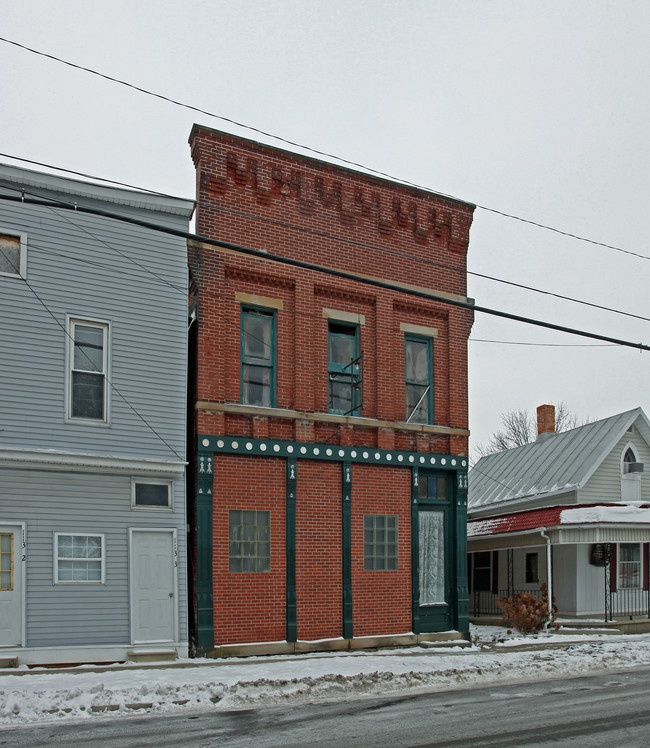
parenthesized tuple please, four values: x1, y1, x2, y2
(211, 455, 286, 645)
(295, 461, 342, 639)
(351, 464, 412, 636)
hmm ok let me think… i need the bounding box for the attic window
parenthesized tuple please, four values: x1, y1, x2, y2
(0, 231, 27, 279)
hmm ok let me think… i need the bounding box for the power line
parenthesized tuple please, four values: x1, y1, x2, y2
(1, 35, 647, 262)
(4, 175, 650, 328)
(1, 191, 648, 353)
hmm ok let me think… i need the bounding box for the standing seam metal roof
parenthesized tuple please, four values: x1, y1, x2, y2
(468, 408, 650, 512)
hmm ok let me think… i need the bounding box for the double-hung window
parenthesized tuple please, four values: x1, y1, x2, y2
(328, 322, 360, 415)
(618, 543, 641, 589)
(405, 335, 433, 424)
(55, 533, 104, 583)
(67, 318, 109, 423)
(241, 307, 275, 407)
(0, 231, 27, 279)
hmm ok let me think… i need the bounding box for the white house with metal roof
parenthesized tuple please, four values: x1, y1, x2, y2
(468, 405, 650, 622)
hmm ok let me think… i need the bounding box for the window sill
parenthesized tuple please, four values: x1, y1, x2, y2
(195, 401, 470, 437)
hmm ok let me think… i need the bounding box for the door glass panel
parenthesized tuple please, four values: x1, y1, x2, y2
(419, 511, 445, 605)
(0, 534, 12, 591)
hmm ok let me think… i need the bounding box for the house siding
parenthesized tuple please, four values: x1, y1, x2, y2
(0, 468, 187, 647)
(0, 166, 192, 664)
(580, 430, 650, 504)
(0, 193, 188, 460)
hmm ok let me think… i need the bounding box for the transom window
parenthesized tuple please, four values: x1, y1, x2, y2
(55, 534, 104, 583)
(132, 479, 172, 509)
(0, 534, 13, 591)
(364, 514, 398, 571)
(0, 231, 26, 279)
(328, 322, 361, 415)
(618, 543, 641, 589)
(67, 318, 109, 423)
(241, 307, 275, 407)
(228, 510, 270, 572)
(405, 335, 433, 424)
(418, 473, 448, 501)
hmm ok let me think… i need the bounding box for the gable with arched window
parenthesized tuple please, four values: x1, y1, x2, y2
(621, 444, 643, 501)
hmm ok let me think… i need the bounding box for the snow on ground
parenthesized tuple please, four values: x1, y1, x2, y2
(3, 626, 650, 728)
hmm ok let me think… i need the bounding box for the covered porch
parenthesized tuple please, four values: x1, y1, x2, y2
(467, 505, 650, 624)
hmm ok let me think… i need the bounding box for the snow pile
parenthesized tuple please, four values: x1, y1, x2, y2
(560, 505, 650, 524)
(3, 630, 650, 727)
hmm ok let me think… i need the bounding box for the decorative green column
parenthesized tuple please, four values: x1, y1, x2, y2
(286, 459, 297, 642)
(342, 462, 353, 640)
(196, 452, 214, 651)
(410, 467, 420, 635)
(455, 469, 469, 633)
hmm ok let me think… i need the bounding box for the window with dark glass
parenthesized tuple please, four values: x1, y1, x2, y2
(405, 335, 433, 424)
(228, 510, 271, 572)
(241, 307, 275, 407)
(328, 322, 360, 415)
(68, 319, 108, 422)
(364, 514, 398, 571)
(525, 552, 538, 583)
(134, 481, 171, 508)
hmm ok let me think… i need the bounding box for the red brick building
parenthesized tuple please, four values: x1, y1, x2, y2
(188, 126, 475, 655)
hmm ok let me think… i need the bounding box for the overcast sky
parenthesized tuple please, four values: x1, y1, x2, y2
(3, 0, 649, 456)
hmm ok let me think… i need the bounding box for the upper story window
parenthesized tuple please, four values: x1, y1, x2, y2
(405, 335, 433, 424)
(621, 444, 642, 501)
(66, 318, 110, 424)
(328, 321, 361, 416)
(241, 306, 276, 407)
(0, 231, 27, 279)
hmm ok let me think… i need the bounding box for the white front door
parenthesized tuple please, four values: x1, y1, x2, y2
(0, 526, 23, 647)
(130, 529, 176, 644)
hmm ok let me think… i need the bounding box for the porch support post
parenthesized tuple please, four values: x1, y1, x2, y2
(540, 529, 552, 627)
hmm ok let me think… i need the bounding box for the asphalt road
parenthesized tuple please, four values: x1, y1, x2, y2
(3, 667, 650, 747)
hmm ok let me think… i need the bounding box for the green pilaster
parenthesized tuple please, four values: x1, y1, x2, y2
(411, 467, 420, 635)
(286, 459, 297, 642)
(342, 462, 353, 639)
(455, 470, 469, 633)
(196, 452, 214, 651)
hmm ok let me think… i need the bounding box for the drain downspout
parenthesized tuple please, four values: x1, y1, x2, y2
(540, 529, 553, 629)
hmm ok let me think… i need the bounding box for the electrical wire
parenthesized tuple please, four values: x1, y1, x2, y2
(0, 35, 647, 262)
(2, 190, 649, 353)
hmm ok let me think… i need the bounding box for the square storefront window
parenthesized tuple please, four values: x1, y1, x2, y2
(364, 514, 398, 571)
(229, 510, 270, 572)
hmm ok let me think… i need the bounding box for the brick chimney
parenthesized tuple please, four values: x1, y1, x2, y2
(537, 404, 555, 437)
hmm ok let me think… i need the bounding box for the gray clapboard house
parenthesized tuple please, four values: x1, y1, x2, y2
(0, 163, 194, 665)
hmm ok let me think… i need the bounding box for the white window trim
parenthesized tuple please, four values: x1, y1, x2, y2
(65, 315, 111, 425)
(131, 477, 173, 510)
(54, 532, 105, 585)
(0, 230, 27, 279)
(617, 541, 642, 590)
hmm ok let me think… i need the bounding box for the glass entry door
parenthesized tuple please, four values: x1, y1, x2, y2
(413, 471, 454, 632)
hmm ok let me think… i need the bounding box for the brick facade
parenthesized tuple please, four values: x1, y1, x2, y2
(189, 126, 474, 653)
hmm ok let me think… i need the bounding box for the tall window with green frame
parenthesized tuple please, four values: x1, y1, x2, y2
(405, 335, 433, 424)
(241, 306, 276, 407)
(328, 321, 360, 415)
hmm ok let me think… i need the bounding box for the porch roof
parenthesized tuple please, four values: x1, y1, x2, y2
(468, 503, 650, 549)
